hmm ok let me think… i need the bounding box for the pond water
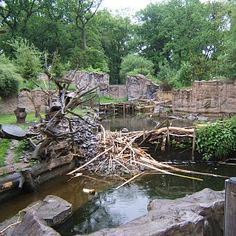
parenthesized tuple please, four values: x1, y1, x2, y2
(101, 114, 193, 132)
(56, 164, 235, 235)
(0, 114, 235, 235)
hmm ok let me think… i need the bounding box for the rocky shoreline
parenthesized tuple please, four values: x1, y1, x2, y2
(0, 188, 224, 236)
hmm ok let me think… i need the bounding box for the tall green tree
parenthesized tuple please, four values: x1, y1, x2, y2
(96, 10, 133, 84)
(136, 0, 230, 84)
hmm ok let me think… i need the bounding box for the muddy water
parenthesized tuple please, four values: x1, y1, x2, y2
(0, 174, 112, 222)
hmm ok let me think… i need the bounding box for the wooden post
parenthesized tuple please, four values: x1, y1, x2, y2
(192, 128, 196, 161)
(225, 177, 236, 236)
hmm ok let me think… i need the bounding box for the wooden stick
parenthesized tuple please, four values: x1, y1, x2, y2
(115, 173, 143, 190)
(67, 147, 113, 175)
(192, 128, 196, 161)
(140, 157, 229, 179)
(134, 160, 203, 181)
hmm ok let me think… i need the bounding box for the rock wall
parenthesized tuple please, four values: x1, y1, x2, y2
(127, 75, 159, 101)
(0, 97, 17, 115)
(0, 73, 160, 115)
(0, 90, 47, 115)
(72, 71, 109, 96)
(87, 188, 224, 236)
(173, 80, 236, 114)
(108, 85, 127, 98)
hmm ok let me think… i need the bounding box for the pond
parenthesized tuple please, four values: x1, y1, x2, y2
(56, 164, 235, 235)
(101, 114, 193, 132)
(0, 114, 234, 235)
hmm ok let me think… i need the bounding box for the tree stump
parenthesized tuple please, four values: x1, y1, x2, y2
(14, 107, 27, 124)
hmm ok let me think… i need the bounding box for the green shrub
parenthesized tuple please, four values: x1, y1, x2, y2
(0, 139, 10, 167)
(71, 46, 109, 72)
(0, 55, 21, 98)
(8, 38, 43, 81)
(196, 117, 236, 160)
(170, 62, 194, 88)
(120, 54, 154, 81)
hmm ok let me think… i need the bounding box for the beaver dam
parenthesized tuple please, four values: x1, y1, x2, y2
(0, 72, 229, 201)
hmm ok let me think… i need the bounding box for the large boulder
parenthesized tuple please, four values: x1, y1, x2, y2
(0, 195, 72, 236)
(12, 211, 60, 236)
(85, 188, 224, 236)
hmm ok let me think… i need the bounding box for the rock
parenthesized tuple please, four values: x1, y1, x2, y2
(12, 211, 60, 236)
(84, 188, 224, 236)
(121, 128, 129, 133)
(197, 115, 209, 121)
(25, 195, 72, 226)
(0, 195, 72, 236)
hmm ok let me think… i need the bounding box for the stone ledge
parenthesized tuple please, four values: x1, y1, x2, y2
(84, 188, 224, 236)
(0, 195, 72, 236)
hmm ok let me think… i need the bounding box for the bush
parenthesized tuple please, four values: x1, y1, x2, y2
(170, 62, 193, 88)
(8, 38, 43, 81)
(0, 55, 21, 98)
(120, 54, 154, 81)
(196, 117, 236, 160)
(71, 46, 109, 72)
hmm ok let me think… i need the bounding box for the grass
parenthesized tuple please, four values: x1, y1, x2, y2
(99, 96, 128, 104)
(14, 140, 28, 163)
(0, 139, 10, 167)
(0, 112, 41, 125)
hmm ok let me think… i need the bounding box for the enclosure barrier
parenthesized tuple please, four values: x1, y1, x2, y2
(225, 177, 236, 236)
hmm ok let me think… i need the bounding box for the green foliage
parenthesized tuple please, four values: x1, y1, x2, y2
(196, 117, 236, 160)
(120, 54, 154, 81)
(0, 139, 10, 167)
(0, 55, 20, 98)
(96, 10, 133, 84)
(137, 0, 231, 84)
(99, 96, 128, 104)
(0, 112, 41, 125)
(0, 0, 234, 84)
(51, 53, 71, 79)
(14, 140, 29, 163)
(72, 46, 108, 72)
(171, 62, 194, 88)
(8, 38, 43, 80)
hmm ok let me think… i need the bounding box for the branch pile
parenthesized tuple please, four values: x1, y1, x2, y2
(68, 127, 227, 182)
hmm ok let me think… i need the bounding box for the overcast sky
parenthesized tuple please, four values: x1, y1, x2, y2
(101, 0, 158, 14)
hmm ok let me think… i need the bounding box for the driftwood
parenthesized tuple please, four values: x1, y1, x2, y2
(67, 127, 228, 189)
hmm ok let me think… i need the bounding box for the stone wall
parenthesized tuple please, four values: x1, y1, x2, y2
(72, 71, 109, 96)
(0, 97, 17, 114)
(0, 72, 161, 115)
(18, 90, 47, 113)
(173, 80, 236, 114)
(127, 75, 159, 101)
(108, 85, 127, 98)
(0, 90, 47, 115)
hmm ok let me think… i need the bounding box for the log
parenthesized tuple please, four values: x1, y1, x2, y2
(225, 177, 236, 236)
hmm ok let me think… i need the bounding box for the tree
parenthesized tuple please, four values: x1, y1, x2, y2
(0, 0, 44, 35)
(0, 55, 21, 98)
(136, 0, 230, 85)
(120, 54, 154, 81)
(69, 0, 102, 50)
(96, 10, 133, 84)
(9, 38, 42, 81)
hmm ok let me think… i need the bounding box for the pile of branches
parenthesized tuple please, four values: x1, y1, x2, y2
(29, 116, 98, 161)
(26, 70, 99, 162)
(68, 126, 227, 188)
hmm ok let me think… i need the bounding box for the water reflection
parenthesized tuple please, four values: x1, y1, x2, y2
(102, 114, 193, 132)
(57, 164, 235, 235)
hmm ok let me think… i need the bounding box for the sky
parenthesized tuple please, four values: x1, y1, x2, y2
(101, 0, 158, 14)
